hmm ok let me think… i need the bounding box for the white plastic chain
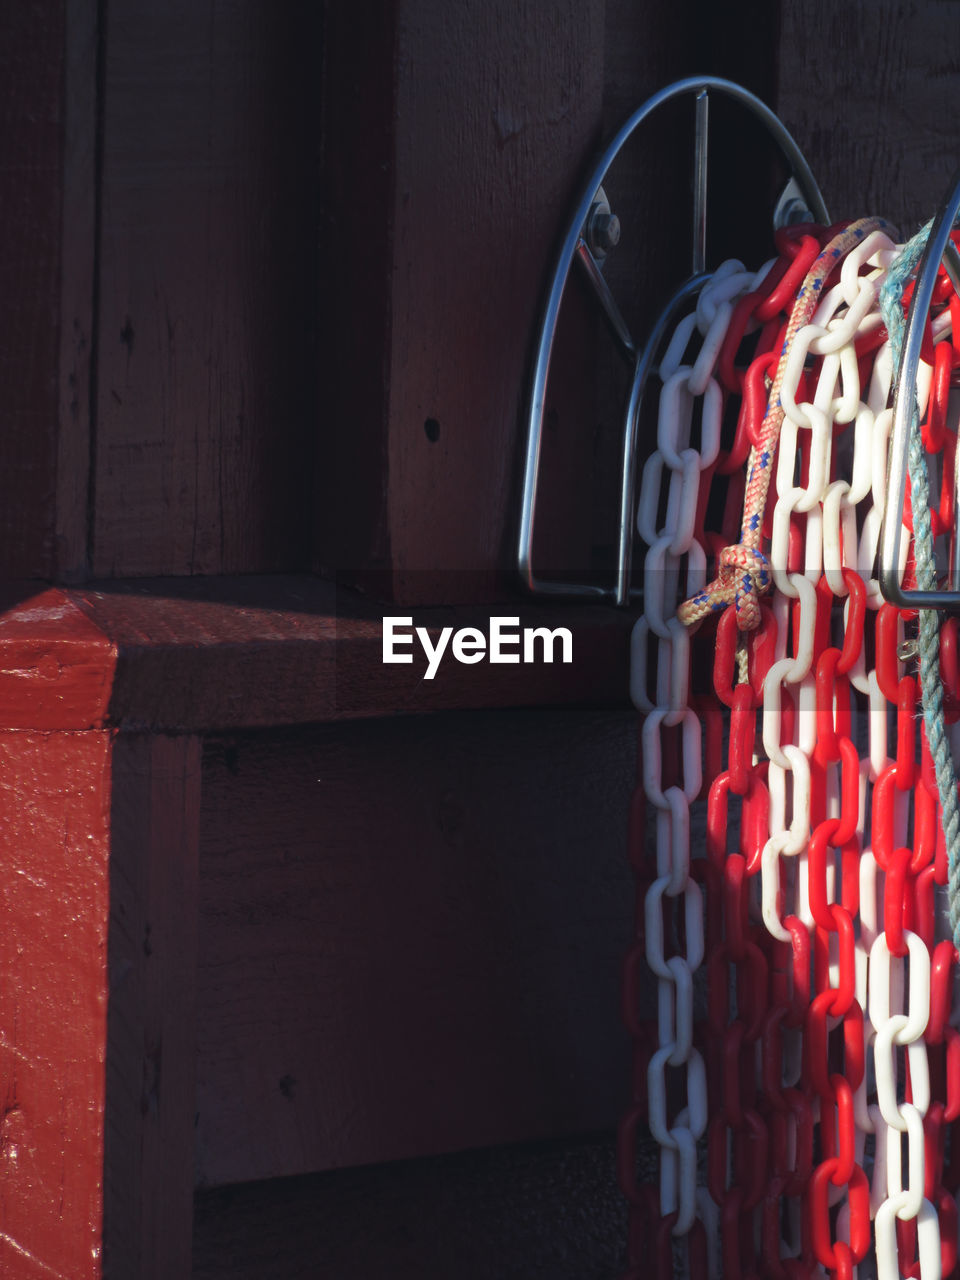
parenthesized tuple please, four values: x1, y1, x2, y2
(757, 229, 945, 1280)
(634, 235, 956, 1279)
(632, 258, 764, 1244)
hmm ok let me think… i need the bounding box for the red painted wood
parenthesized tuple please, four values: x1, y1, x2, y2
(0, 587, 115, 730)
(0, 730, 113, 1280)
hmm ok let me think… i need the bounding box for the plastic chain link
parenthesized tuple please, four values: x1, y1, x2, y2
(629, 222, 960, 1280)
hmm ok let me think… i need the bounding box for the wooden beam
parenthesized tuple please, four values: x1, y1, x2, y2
(0, 2, 98, 581)
(104, 735, 201, 1279)
(321, 0, 608, 604)
(0, 578, 633, 731)
(92, 0, 321, 576)
(0, 586, 114, 730)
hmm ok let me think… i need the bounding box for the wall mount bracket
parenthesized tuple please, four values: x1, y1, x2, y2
(880, 170, 960, 611)
(517, 75, 829, 606)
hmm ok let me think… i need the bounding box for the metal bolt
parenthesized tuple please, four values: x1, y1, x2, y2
(591, 212, 621, 253)
(585, 193, 622, 259)
(898, 638, 919, 663)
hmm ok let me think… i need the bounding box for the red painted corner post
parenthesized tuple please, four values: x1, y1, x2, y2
(0, 588, 200, 1279)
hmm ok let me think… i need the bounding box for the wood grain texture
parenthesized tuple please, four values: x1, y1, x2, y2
(194, 711, 635, 1187)
(322, 0, 607, 604)
(193, 1136, 636, 1280)
(0, 730, 113, 1280)
(105, 735, 201, 1280)
(316, 0, 396, 588)
(0, 0, 98, 582)
(777, 1, 960, 234)
(55, 0, 99, 583)
(0, 4, 65, 578)
(386, 0, 606, 603)
(93, 0, 321, 577)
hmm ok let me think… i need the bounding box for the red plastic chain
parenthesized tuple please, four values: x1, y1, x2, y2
(628, 227, 960, 1279)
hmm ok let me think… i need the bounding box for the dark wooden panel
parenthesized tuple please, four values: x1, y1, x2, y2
(777, 1, 960, 234)
(193, 1136, 639, 1280)
(384, 0, 607, 603)
(322, 0, 608, 604)
(0, 2, 97, 580)
(57, 0, 100, 583)
(93, 1, 321, 577)
(105, 736, 201, 1280)
(316, 0, 396, 589)
(194, 711, 635, 1187)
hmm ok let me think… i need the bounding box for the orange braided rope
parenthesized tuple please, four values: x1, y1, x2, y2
(677, 217, 892, 631)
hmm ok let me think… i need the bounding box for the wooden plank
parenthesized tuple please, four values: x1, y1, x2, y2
(386, 0, 606, 603)
(0, 4, 65, 578)
(0, 730, 113, 1280)
(93, 1, 321, 577)
(194, 710, 635, 1187)
(105, 735, 201, 1280)
(56, 0, 99, 583)
(71, 576, 633, 728)
(0, 1, 98, 583)
(0, 578, 632, 731)
(777, 0, 960, 234)
(316, 0, 397, 590)
(322, 0, 607, 604)
(193, 1136, 636, 1280)
(0, 586, 115, 730)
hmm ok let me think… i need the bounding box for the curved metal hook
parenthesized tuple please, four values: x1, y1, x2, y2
(517, 75, 830, 604)
(881, 170, 960, 609)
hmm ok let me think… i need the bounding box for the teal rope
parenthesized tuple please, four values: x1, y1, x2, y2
(879, 222, 960, 953)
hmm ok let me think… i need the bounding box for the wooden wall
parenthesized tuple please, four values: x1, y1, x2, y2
(2, 2, 960, 1278)
(4, 2, 960, 597)
(194, 712, 636, 1188)
(777, 1, 960, 236)
(93, 0, 321, 578)
(0, 2, 90, 580)
(193, 1136, 635, 1280)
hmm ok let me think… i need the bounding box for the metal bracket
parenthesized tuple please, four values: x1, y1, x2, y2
(880, 170, 960, 610)
(517, 75, 829, 605)
(584, 186, 620, 262)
